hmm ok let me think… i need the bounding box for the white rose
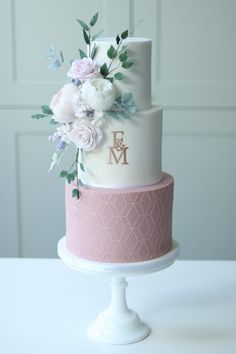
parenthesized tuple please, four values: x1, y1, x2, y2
(81, 78, 116, 111)
(69, 119, 103, 151)
(50, 83, 79, 123)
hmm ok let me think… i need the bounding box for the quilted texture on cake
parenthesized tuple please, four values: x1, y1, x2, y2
(65, 173, 173, 263)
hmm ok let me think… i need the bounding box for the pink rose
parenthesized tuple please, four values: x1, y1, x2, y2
(50, 83, 79, 123)
(69, 119, 103, 151)
(67, 58, 100, 81)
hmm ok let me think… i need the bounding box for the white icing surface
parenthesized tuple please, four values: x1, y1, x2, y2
(80, 106, 162, 188)
(93, 38, 152, 110)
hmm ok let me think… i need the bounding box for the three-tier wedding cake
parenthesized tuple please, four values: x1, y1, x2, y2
(32, 14, 174, 264)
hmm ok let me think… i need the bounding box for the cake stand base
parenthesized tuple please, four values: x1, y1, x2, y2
(58, 237, 179, 345)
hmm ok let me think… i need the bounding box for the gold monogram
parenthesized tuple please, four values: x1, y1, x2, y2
(108, 131, 129, 165)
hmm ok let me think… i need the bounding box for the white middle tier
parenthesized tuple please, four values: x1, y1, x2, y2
(80, 105, 162, 188)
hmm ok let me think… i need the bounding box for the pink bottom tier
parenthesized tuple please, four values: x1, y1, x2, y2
(65, 173, 174, 263)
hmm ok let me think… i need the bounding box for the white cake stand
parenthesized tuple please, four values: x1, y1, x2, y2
(58, 237, 180, 345)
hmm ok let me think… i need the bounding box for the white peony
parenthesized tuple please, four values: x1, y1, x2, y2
(50, 83, 79, 123)
(69, 119, 103, 151)
(81, 78, 116, 111)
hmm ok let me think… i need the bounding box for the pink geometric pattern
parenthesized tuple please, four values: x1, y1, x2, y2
(65, 173, 174, 263)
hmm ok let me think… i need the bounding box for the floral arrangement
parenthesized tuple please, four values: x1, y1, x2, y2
(32, 12, 136, 198)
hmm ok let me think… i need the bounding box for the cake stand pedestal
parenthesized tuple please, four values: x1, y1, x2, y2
(58, 237, 179, 345)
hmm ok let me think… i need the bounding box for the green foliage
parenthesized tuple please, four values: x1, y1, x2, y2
(79, 49, 87, 59)
(41, 105, 53, 115)
(72, 188, 80, 199)
(114, 72, 125, 80)
(107, 45, 116, 59)
(121, 30, 128, 39)
(122, 61, 133, 69)
(91, 45, 97, 59)
(60, 170, 68, 177)
(77, 19, 89, 31)
(83, 29, 90, 45)
(100, 63, 109, 76)
(106, 77, 114, 83)
(92, 29, 104, 41)
(50, 119, 58, 125)
(90, 12, 98, 27)
(80, 162, 85, 172)
(116, 35, 121, 45)
(119, 51, 128, 62)
(31, 113, 47, 120)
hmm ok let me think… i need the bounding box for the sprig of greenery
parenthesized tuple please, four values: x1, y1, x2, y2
(31, 105, 53, 120)
(99, 30, 133, 81)
(77, 12, 103, 59)
(59, 149, 85, 199)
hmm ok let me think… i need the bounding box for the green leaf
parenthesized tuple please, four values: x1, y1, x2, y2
(31, 113, 47, 119)
(50, 119, 58, 125)
(100, 63, 109, 76)
(78, 178, 84, 186)
(60, 170, 68, 178)
(41, 105, 53, 115)
(106, 77, 114, 83)
(119, 51, 128, 62)
(107, 45, 116, 59)
(91, 45, 97, 59)
(80, 162, 85, 172)
(72, 170, 77, 178)
(122, 61, 133, 69)
(79, 49, 87, 59)
(72, 188, 80, 199)
(92, 29, 104, 41)
(116, 35, 121, 45)
(83, 29, 90, 45)
(77, 19, 89, 31)
(90, 12, 98, 27)
(114, 72, 125, 80)
(66, 173, 76, 184)
(121, 30, 128, 40)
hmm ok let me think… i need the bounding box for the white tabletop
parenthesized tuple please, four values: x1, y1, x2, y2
(0, 259, 235, 354)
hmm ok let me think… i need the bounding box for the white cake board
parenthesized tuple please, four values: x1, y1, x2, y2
(58, 237, 180, 345)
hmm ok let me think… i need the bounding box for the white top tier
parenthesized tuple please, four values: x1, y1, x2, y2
(93, 37, 152, 110)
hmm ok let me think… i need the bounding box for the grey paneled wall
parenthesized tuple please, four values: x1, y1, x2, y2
(0, 0, 235, 259)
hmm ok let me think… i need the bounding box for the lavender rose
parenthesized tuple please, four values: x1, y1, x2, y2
(50, 83, 79, 123)
(81, 78, 116, 111)
(67, 58, 100, 81)
(69, 119, 103, 151)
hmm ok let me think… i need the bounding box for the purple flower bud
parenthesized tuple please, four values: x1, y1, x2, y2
(72, 78, 81, 86)
(56, 140, 66, 151)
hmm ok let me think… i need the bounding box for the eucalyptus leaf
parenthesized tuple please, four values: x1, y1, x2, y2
(83, 29, 90, 45)
(79, 49, 87, 59)
(121, 30, 128, 39)
(41, 105, 53, 115)
(107, 45, 116, 59)
(72, 188, 80, 199)
(114, 72, 125, 80)
(91, 44, 97, 59)
(90, 12, 98, 27)
(78, 178, 84, 186)
(80, 162, 85, 172)
(116, 35, 121, 45)
(77, 19, 89, 31)
(100, 63, 109, 76)
(92, 29, 104, 41)
(122, 61, 133, 69)
(60, 170, 68, 177)
(49, 59, 62, 70)
(50, 119, 58, 125)
(106, 77, 114, 83)
(119, 51, 128, 62)
(31, 113, 47, 119)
